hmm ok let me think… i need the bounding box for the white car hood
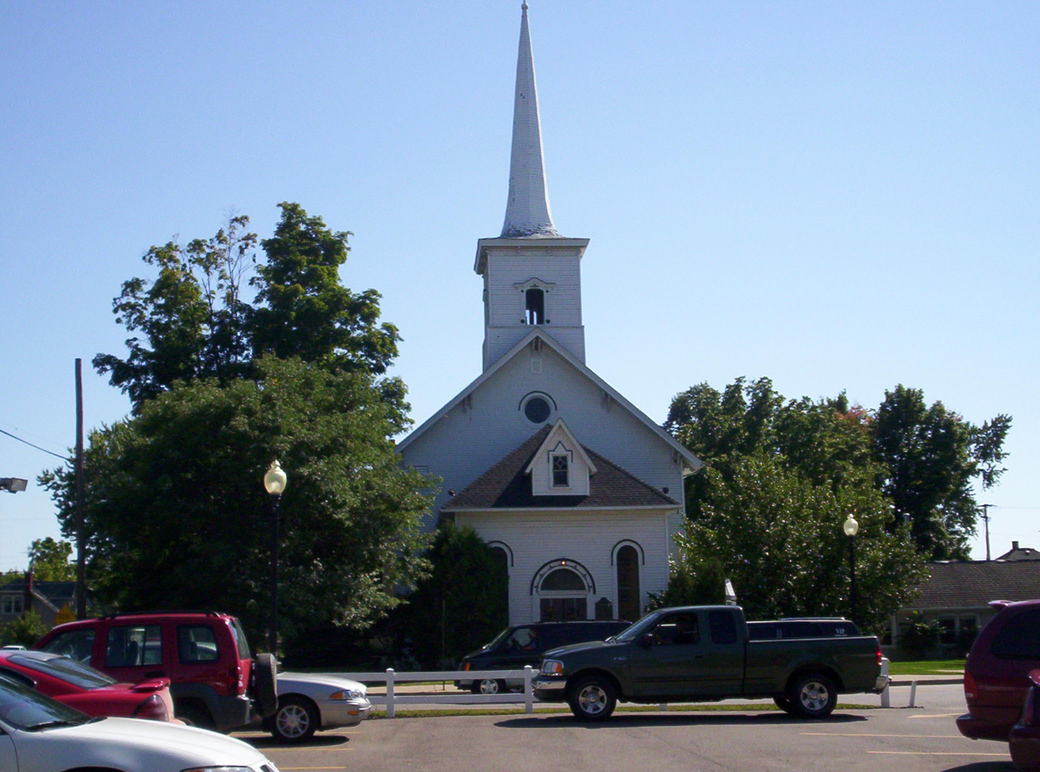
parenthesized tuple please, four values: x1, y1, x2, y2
(278, 672, 366, 693)
(49, 717, 269, 763)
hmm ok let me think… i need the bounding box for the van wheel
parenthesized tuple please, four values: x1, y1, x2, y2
(786, 673, 837, 718)
(567, 675, 617, 721)
(474, 678, 505, 694)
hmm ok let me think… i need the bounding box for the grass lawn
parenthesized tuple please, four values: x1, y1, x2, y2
(887, 659, 964, 676)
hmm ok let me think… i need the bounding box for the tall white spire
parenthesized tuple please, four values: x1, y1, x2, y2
(501, 2, 559, 238)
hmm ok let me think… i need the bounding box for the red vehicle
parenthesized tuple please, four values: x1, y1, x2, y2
(34, 610, 276, 732)
(0, 649, 173, 720)
(1009, 670, 1040, 770)
(958, 600, 1040, 742)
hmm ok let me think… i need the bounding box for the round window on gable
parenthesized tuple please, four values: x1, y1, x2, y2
(524, 397, 551, 423)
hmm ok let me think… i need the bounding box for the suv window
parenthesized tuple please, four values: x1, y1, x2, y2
(654, 612, 700, 645)
(106, 624, 162, 667)
(177, 625, 220, 663)
(38, 628, 94, 662)
(991, 609, 1040, 660)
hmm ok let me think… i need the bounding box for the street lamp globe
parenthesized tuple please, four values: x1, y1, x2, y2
(263, 461, 287, 496)
(843, 514, 859, 538)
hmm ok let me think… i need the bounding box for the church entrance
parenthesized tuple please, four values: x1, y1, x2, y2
(534, 562, 591, 621)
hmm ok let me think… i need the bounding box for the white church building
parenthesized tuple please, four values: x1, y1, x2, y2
(398, 4, 701, 626)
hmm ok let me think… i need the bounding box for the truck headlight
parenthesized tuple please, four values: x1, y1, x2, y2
(540, 659, 565, 676)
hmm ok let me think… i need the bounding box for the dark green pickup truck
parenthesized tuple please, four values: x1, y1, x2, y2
(533, 605, 887, 721)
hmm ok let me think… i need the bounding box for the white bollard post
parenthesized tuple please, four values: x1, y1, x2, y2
(908, 680, 917, 708)
(524, 666, 534, 714)
(881, 683, 891, 708)
(386, 668, 396, 719)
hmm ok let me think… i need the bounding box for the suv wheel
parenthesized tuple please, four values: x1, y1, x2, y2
(176, 703, 215, 730)
(567, 675, 617, 721)
(474, 678, 505, 695)
(252, 653, 279, 718)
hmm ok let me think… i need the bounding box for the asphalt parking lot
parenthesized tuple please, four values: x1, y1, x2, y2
(236, 683, 1018, 772)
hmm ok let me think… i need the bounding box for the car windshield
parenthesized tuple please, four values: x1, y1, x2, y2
(612, 610, 665, 643)
(0, 673, 93, 731)
(483, 628, 513, 650)
(10, 653, 116, 689)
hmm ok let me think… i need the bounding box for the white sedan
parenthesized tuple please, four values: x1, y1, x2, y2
(0, 673, 278, 771)
(265, 672, 372, 743)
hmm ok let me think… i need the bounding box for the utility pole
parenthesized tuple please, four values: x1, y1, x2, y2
(980, 504, 994, 561)
(75, 359, 86, 618)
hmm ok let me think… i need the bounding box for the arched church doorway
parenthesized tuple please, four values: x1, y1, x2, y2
(532, 560, 593, 621)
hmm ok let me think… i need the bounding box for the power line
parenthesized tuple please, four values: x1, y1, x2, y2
(0, 428, 70, 462)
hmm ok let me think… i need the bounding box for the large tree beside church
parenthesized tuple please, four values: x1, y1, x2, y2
(662, 377, 1010, 632)
(42, 205, 432, 644)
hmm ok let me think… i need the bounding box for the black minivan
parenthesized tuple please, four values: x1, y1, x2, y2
(459, 620, 631, 694)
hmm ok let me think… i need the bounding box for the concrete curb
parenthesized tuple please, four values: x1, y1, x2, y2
(890, 677, 962, 686)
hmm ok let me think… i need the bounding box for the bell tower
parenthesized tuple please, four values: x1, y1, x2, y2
(475, 2, 589, 371)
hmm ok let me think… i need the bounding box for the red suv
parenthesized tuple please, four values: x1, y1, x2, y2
(34, 611, 276, 732)
(958, 600, 1040, 742)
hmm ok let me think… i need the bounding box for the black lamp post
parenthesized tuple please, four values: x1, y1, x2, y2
(263, 460, 287, 653)
(843, 514, 859, 624)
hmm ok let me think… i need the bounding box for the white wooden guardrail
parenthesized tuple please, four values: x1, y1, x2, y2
(345, 667, 536, 718)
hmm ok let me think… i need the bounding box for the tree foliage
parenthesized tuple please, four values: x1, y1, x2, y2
(41, 356, 433, 644)
(399, 524, 508, 668)
(874, 385, 1011, 559)
(664, 377, 953, 632)
(93, 204, 402, 413)
(28, 538, 75, 582)
(668, 378, 1011, 563)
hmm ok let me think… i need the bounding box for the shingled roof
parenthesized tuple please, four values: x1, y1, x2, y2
(907, 561, 1040, 610)
(442, 426, 679, 511)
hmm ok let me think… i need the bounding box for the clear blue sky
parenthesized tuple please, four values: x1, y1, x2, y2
(1, 1, 1036, 572)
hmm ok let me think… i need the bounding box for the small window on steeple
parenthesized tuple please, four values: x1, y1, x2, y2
(525, 288, 545, 325)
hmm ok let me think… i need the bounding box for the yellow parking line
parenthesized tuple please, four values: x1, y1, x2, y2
(800, 732, 960, 738)
(868, 751, 1007, 757)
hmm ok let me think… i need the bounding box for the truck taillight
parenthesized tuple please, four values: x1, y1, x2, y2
(132, 693, 169, 721)
(875, 645, 883, 667)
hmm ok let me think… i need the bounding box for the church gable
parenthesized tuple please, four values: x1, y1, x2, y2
(524, 420, 595, 496)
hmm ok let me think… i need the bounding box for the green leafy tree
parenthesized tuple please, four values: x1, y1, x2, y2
(93, 204, 402, 415)
(400, 524, 508, 668)
(28, 537, 75, 581)
(665, 377, 929, 633)
(0, 611, 48, 648)
(41, 357, 433, 644)
(648, 555, 728, 610)
(874, 385, 1011, 559)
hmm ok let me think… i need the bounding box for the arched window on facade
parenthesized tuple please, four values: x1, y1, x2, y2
(616, 545, 640, 622)
(489, 545, 510, 624)
(525, 287, 545, 325)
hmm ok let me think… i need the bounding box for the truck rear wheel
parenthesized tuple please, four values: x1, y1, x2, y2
(567, 675, 617, 721)
(786, 672, 837, 718)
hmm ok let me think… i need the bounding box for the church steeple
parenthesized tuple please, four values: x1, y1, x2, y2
(476, 3, 589, 372)
(501, 2, 558, 238)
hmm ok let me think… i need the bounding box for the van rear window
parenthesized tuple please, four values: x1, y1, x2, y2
(991, 610, 1040, 660)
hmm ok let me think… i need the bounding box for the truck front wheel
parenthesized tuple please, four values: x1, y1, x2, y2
(786, 673, 837, 718)
(567, 676, 617, 721)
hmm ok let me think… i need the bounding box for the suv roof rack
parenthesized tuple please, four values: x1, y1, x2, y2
(99, 610, 225, 620)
